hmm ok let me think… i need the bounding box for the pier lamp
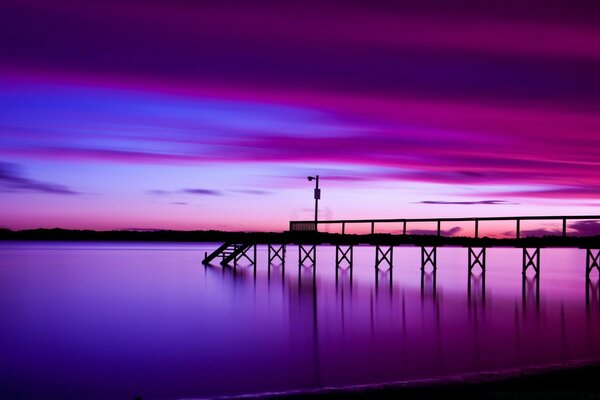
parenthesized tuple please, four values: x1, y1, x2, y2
(307, 175, 320, 227)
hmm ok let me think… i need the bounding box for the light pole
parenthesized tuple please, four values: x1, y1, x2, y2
(307, 175, 320, 227)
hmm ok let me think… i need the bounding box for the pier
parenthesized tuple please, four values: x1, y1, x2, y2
(202, 214, 600, 285)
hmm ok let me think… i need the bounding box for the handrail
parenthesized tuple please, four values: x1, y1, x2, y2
(289, 215, 600, 238)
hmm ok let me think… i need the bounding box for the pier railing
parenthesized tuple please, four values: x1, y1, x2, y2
(289, 215, 600, 238)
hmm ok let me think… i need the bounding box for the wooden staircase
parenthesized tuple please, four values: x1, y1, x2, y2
(202, 242, 255, 266)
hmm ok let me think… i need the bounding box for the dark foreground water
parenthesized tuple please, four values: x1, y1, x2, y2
(1, 242, 600, 399)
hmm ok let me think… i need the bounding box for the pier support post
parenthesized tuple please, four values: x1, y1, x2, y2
(335, 245, 353, 269)
(421, 246, 437, 271)
(375, 245, 393, 270)
(586, 249, 600, 279)
(468, 247, 486, 272)
(268, 244, 286, 266)
(298, 244, 316, 267)
(522, 248, 541, 275)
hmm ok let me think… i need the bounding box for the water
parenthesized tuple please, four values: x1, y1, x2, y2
(1, 242, 600, 399)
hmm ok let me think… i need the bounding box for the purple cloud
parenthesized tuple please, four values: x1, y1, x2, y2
(181, 188, 222, 196)
(570, 220, 600, 237)
(417, 200, 515, 205)
(407, 226, 462, 236)
(2, 1, 600, 108)
(504, 220, 600, 237)
(0, 162, 79, 195)
(518, 228, 561, 237)
(147, 188, 273, 197)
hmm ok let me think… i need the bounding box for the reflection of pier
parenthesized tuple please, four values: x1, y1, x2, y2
(522, 274, 540, 306)
(468, 270, 485, 305)
(420, 269, 437, 299)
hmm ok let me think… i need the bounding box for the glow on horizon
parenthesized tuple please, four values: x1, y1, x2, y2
(1, 1, 600, 232)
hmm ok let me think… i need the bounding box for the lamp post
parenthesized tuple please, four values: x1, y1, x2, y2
(307, 175, 320, 228)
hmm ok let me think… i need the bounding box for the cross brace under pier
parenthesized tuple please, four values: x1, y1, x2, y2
(421, 246, 437, 271)
(522, 248, 541, 275)
(335, 245, 353, 269)
(468, 247, 486, 272)
(586, 249, 600, 279)
(268, 244, 286, 266)
(375, 245, 393, 270)
(298, 244, 316, 267)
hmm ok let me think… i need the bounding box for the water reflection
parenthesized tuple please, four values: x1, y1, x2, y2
(268, 261, 285, 282)
(2, 244, 600, 399)
(586, 274, 600, 311)
(375, 266, 393, 290)
(522, 274, 540, 307)
(289, 264, 322, 389)
(468, 270, 486, 309)
(420, 269, 437, 299)
(335, 265, 353, 291)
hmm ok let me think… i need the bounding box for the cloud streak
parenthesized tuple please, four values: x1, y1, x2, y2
(407, 226, 462, 236)
(0, 162, 79, 195)
(181, 188, 222, 196)
(3, 90, 600, 201)
(147, 188, 272, 197)
(2, 1, 600, 108)
(147, 188, 223, 196)
(417, 200, 516, 205)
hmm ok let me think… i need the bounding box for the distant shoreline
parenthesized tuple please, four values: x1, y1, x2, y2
(1, 228, 600, 248)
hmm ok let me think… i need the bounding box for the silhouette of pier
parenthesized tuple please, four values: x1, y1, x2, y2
(288, 214, 600, 238)
(203, 215, 600, 287)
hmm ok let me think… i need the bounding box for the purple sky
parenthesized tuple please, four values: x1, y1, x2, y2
(1, 0, 600, 232)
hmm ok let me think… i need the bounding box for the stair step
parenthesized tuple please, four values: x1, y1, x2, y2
(203, 242, 254, 266)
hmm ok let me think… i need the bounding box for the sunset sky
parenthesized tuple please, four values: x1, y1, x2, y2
(1, 0, 600, 233)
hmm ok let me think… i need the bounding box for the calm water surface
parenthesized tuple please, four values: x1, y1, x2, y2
(1, 242, 600, 399)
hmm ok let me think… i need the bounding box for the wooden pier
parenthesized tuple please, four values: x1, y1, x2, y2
(202, 214, 600, 284)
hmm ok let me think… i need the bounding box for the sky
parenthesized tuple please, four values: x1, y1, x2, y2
(1, 0, 600, 233)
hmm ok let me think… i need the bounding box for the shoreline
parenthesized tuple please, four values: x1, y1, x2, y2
(211, 358, 600, 399)
(1, 228, 600, 248)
